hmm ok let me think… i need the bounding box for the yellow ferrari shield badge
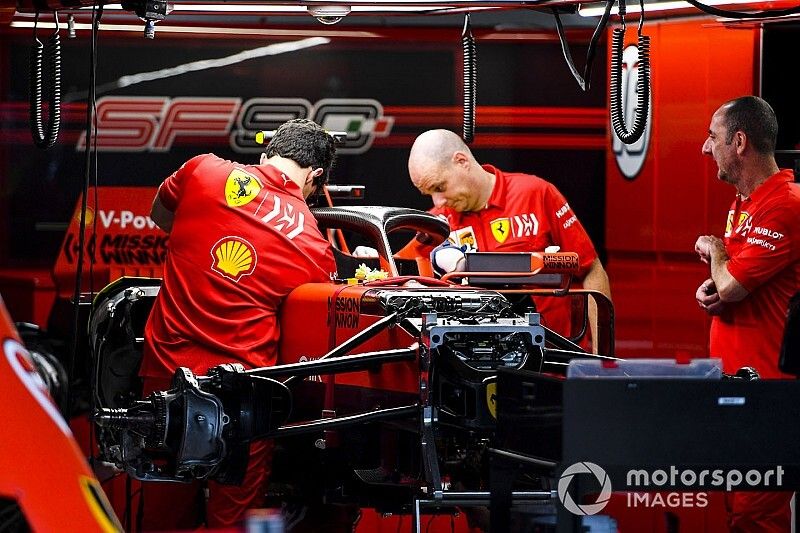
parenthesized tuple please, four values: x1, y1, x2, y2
(225, 169, 263, 207)
(490, 218, 510, 244)
(486, 381, 497, 419)
(725, 211, 749, 237)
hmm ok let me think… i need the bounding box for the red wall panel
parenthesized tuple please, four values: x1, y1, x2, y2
(606, 19, 759, 359)
(654, 23, 713, 253)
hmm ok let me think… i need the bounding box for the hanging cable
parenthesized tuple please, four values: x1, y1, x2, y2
(67, 1, 103, 428)
(551, 1, 614, 92)
(609, 0, 650, 145)
(461, 13, 476, 145)
(29, 11, 62, 149)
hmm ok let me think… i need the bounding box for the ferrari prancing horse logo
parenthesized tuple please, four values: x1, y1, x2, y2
(490, 218, 510, 244)
(486, 381, 497, 419)
(225, 168, 263, 207)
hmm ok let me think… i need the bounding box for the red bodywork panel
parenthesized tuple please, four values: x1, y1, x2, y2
(0, 296, 121, 532)
(279, 283, 419, 394)
(53, 186, 164, 298)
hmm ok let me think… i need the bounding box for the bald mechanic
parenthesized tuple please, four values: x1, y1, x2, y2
(138, 119, 338, 530)
(695, 96, 799, 532)
(403, 129, 611, 353)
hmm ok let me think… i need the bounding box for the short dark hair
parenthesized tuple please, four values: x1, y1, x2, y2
(265, 119, 337, 186)
(722, 96, 778, 154)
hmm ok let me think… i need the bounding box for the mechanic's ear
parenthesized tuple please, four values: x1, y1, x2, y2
(735, 131, 747, 155)
(306, 167, 323, 186)
(452, 150, 470, 168)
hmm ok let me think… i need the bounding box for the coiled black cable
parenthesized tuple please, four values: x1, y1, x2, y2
(609, 0, 650, 145)
(461, 13, 476, 145)
(29, 11, 62, 149)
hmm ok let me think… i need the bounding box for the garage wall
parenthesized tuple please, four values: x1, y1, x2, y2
(605, 18, 759, 358)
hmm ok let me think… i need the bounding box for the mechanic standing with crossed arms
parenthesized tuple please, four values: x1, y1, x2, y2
(136, 119, 338, 530)
(694, 95, 800, 532)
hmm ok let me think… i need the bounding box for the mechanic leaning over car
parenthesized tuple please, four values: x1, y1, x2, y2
(399, 129, 611, 353)
(138, 118, 337, 530)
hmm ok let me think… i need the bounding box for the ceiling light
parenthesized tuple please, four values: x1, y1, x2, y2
(307, 4, 351, 24)
(9, 19, 379, 37)
(26, 2, 484, 15)
(578, 0, 756, 17)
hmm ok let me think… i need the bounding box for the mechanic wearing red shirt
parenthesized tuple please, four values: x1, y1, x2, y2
(695, 96, 799, 533)
(139, 119, 337, 530)
(403, 129, 611, 353)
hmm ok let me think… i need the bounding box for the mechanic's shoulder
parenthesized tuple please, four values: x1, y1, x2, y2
(190, 152, 223, 163)
(504, 170, 551, 191)
(786, 179, 800, 202)
(181, 152, 229, 170)
(753, 186, 800, 230)
(174, 153, 220, 176)
(765, 180, 800, 213)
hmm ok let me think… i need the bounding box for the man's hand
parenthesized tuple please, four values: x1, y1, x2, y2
(352, 246, 379, 258)
(430, 242, 467, 277)
(695, 278, 725, 316)
(693, 235, 747, 303)
(694, 235, 724, 264)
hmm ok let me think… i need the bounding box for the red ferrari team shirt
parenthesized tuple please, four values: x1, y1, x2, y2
(411, 165, 599, 340)
(711, 169, 800, 379)
(141, 153, 337, 378)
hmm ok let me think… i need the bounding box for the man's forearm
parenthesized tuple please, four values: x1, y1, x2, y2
(582, 258, 611, 354)
(582, 258, 611, 300)
(150, 192, 174, 234)
(708, 242, 748, 302)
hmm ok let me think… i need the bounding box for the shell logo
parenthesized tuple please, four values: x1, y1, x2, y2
(75, 206, 94, 226)
(210, 236, 257, 282)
